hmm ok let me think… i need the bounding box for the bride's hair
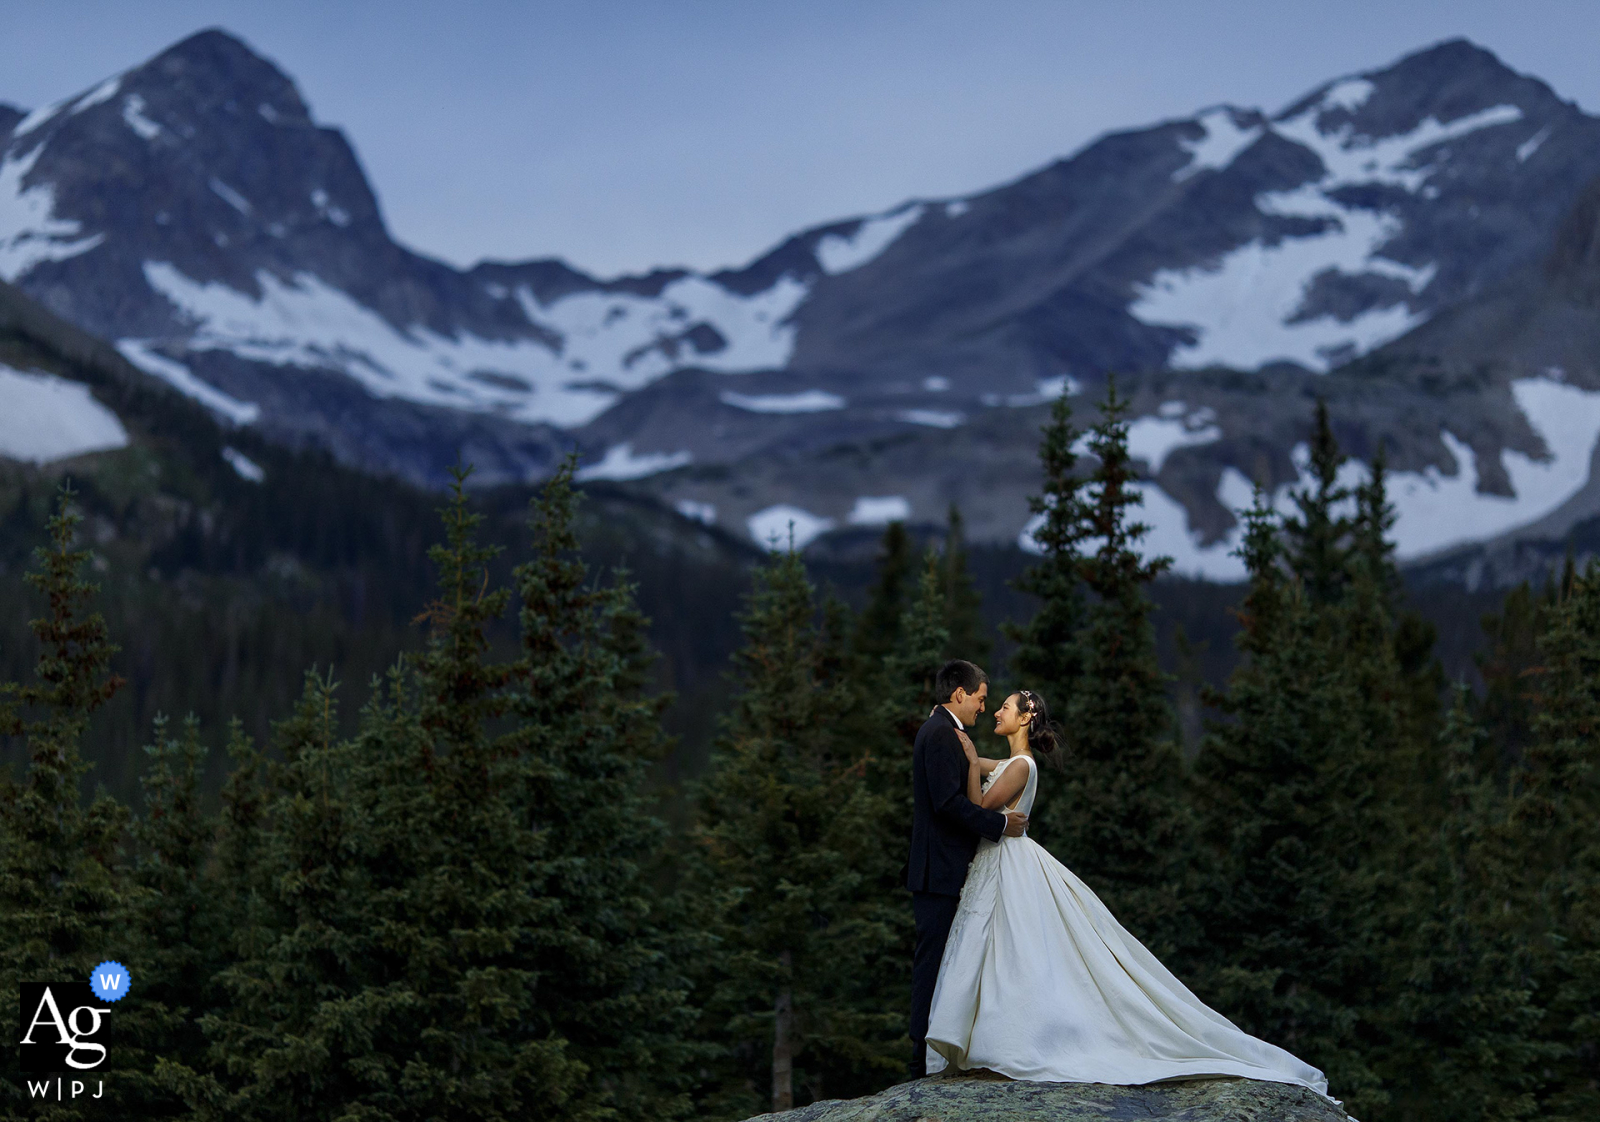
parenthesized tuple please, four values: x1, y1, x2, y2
(1018, 689, 1066, 768)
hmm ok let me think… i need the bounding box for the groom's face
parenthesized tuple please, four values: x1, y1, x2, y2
(950, 682, 989, 726)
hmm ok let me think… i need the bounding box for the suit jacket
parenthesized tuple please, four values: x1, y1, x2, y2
(906, 706, 1006, 896)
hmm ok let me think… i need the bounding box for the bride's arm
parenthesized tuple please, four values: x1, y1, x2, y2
(977, 760, 1029, 811)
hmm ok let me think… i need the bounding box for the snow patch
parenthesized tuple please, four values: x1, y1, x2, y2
(985, 375, 1081, 408)
(519, 273, 805, 388)
(675, 499, 717, 525)
(13, 98, 68, 138)
(748, 504, 834, 551)
(847, 495, 912, 524)
(1132, 102, 1523, 371)
(0, 365, 128, 463)
(1319, 78, 1375, 113)
(116, 339, 261, 425)
(1126, 409, 1222, 472)
(0, 146, 106, 281)
(70, 76, 122, 115)
(1517, 125, 1551, 163)
(309, 188, 350, 227)
(923, 376, 950, 392)
(1174, 107, 1261, 182)
(720, 389, 845, 413)
(574, 443, 690, 481)
(815, 205, 923, 274)
(143, 258, 808, 428)
(944, 200, 970, 218)
(1383, 378, 1600, 555)
(221, 446, 264, 482)
(898, 409, 963, 428)
(1274, 102, 1523, 193)
(1132, 206, 1430, 370)
(210, 178, 252, 215)
(122, 95, 161, 140)
(14, 74, 123, 138)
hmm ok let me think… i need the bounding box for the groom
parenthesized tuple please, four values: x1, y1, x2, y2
(905, 659, 1028, 1078)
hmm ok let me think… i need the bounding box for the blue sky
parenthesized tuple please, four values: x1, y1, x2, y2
(5, 1, 1600, 275)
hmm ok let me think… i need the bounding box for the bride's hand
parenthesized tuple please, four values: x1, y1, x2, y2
(956, 730, 979, 764)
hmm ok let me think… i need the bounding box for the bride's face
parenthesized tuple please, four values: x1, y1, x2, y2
(993, 694, 1029, 736)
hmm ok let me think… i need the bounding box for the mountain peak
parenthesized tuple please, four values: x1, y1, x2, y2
(1277, 37, 1559, 129)
(128, 26, 312, 128)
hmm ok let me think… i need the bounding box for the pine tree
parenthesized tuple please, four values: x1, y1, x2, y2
(1033, 380, 1191, 956)
(1191, 484, 1388, 1112)
(867, 549, 953, 828)
(507, 460, 698, 1118)
(1282, 401, 1352, 606)
(856, 522, 916, 660)
(1382, 688, 1551, 1122)
(689, 550, 901, 1117)
(119, 715, 230, 1118)
(1474, 580, 1552, 777)
(1351, 445, 1444, 783)
(0, 484, 130, 1119)
(1515, 564, 1600, 1119)
(939, 506, 989, 663)
(1005, 393, 1090, 692)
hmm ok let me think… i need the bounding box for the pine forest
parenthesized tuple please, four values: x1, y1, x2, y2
(4, 385, 1599, 1122)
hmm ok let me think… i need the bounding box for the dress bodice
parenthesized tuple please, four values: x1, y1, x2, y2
(981, 755, 1038, 819)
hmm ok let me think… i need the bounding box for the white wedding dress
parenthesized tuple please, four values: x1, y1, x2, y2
(925, 755, 1330, 1097)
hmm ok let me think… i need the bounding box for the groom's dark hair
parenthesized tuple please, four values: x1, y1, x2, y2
(934, 659, 988, 703)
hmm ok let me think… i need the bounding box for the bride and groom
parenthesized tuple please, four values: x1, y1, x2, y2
(906, 659, 1331, 1098)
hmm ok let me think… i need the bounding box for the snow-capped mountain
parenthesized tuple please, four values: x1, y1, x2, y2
(6, 30, 1600, 580)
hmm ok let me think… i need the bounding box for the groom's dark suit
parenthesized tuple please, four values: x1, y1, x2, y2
(905, 705, 1006, 1077)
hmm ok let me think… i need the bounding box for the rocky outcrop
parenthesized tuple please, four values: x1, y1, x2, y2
(743, 1069, 1348, 1122)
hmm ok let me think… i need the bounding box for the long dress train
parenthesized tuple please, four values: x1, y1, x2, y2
(925, 755, 1330, 1098)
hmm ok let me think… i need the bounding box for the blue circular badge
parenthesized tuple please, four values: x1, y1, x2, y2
(89, 960, 130, 1002)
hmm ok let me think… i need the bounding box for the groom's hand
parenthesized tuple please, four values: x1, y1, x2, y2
(1003, 811, 1029, 837)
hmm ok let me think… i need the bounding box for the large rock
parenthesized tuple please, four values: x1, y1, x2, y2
(743, 1069, 1348, 1122)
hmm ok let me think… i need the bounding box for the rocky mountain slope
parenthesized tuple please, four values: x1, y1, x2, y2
(6, 30, 1600, 579)
(742, 1069, 1348, 1122)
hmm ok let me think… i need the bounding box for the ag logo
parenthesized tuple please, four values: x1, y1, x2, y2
(18, 983, 111, 1072)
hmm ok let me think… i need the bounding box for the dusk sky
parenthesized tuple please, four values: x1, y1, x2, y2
(6, 1, 1600, 276)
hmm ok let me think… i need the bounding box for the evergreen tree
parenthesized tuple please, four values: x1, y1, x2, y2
(855, 522, 916, 661)
(120, 715, 229, 1119)
(866, 549, 954, 829)
(1191, 486, 1388, 1112)
(689, 551, 901, 1117)
(1515, 564, 1600, 1119)
(1282, 401, 1352, 606)
(1383, 688, 1551, 1122)
(1032, 381, 1191, 956)
(1004, 394, 1090, 692)
(0, 485, 130, 1119)
(1351, 445, 1444, 784)
(1474, 580, 1552, 777)
(507, 461, 698, 1118)
(938, 506, 989, 663)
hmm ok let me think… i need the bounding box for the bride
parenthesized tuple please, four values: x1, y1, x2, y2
(924, 688, 1331, 1098)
